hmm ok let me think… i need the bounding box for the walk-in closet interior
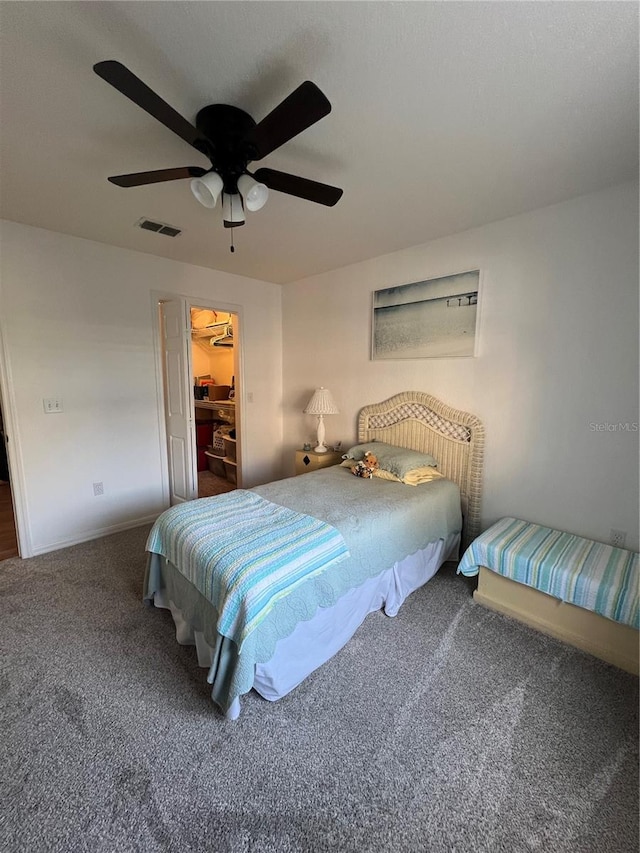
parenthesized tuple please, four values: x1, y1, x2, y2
(191, 307, 239, 498)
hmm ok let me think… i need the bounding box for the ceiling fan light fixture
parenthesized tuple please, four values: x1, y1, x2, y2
(237, 174, 269, 212)
(94, 62, 344, 250)
(190, 171, 223, 208)
(222, 193, 245, 228)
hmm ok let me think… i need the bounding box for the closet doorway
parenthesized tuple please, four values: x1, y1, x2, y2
(158, 296, 243, 506)
(190, 306, 240, 498)
(0, 393, 19, 560)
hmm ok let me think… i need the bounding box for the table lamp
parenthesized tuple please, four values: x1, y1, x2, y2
(304, 387, 339, 453)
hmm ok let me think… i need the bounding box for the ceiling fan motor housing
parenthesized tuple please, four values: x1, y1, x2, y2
(195, 104, 257, 192)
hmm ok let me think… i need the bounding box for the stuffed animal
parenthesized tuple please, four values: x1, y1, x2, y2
(352, 451, 379, 479)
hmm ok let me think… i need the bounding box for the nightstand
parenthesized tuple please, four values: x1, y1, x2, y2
(295, 449, 343, 475)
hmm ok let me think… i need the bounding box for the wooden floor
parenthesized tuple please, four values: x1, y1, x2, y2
(0, 481, 19, 560)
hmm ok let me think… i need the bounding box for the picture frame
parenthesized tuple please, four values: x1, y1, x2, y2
(371, 269, 480, 360)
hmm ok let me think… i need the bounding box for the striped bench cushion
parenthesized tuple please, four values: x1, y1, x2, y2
(457, 517, 639, 629)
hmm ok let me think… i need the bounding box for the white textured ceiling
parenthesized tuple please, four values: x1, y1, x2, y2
(1, 1, 637, 284)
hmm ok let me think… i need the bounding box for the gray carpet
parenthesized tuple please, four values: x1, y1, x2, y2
(1, 526, 638, 853)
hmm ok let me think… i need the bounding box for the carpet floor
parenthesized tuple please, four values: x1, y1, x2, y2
(1, 525, 637, 853)
(197, 470, 236, 498)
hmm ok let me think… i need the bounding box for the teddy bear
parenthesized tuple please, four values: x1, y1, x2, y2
(352, 451, 379, 479)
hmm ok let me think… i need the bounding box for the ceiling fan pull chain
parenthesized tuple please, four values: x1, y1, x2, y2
(230, 228, 235, 253)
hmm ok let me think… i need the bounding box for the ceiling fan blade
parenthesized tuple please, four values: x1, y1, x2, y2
(254, 168, 343, 207)
(108, 167, 207, 187)
(94, 60, 205, 152)
(244, 81, 331, 161)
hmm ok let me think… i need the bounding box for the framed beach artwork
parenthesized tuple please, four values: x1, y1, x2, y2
(371, 269, 480, 360)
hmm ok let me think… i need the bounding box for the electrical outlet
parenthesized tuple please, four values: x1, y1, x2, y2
(43, 397, 63, 413)
(610, 529, 626, 549)
(93, 482, 104, 496)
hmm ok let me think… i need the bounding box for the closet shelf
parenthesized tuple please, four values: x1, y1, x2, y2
(191, 321, 230, 339)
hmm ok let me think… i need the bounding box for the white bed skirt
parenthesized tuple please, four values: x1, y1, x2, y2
(154, 532, 460, 719)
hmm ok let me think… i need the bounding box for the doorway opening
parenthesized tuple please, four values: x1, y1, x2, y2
(190, 306, 240, 498)
(157, 296, 243, 506)
(0, 396, 19, 560)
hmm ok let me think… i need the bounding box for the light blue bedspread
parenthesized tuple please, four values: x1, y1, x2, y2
(146, 490, 349, 650)
(145, 466, 462, 713)
(457, 517, 639, 628)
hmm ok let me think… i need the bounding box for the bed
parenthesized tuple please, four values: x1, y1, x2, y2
(144, 391, 485, 718)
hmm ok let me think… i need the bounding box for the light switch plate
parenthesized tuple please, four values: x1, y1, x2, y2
(43, 398, 63, 413)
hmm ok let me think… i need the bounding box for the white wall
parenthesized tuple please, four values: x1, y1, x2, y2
(3, 182, 637, 557)
(191, 338, 235, 386)
(0, 222, 283, 555)
(282, 182, 639, 550)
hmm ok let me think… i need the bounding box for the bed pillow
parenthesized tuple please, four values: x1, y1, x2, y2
(375, 465, 444, 486)
(341, 441, 438, 478)
(340, 458, 444, 486)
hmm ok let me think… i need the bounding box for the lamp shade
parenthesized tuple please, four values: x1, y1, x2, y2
(222, 193, 245, 228)
(237, 174, 269, 212)
(190, 172, 223, 208)
(304, 387, 339, 415)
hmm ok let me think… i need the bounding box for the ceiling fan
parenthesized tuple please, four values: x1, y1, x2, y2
(93, 61, 343, 248)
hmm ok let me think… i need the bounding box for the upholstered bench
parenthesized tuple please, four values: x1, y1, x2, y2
(458, 517, 639, 674)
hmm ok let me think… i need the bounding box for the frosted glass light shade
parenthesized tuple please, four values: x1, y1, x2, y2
(304, 387, 339, 415)
(237, 174, 269, 212)
(222, 193, 245, 228)
(190, 172, 223, 208)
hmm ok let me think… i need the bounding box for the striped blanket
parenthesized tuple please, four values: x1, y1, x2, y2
(146, 491, 349, 650)
(457, 517, 639, 629)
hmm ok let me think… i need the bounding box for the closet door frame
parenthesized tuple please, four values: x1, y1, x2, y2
(150, 291, 244, 506)
(0, 322, 29, 556)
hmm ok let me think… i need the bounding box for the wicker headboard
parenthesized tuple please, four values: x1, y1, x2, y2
(358, 391, 484, 548)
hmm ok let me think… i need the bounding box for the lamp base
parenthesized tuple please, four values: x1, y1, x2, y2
(314, 415, 328, 454)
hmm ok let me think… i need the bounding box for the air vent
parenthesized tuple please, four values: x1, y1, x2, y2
(136, 218, 182, 237)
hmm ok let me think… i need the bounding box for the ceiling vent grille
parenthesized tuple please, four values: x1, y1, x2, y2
(136, 217, 182, 237)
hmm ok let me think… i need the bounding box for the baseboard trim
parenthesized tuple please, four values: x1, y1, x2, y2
(30, 513, 161, 556)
